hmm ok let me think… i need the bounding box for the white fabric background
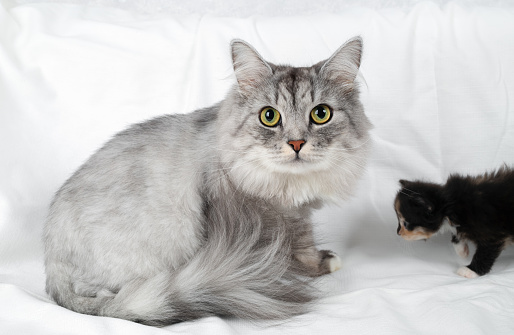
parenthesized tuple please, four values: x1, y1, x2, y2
(1, 1, 514, 334)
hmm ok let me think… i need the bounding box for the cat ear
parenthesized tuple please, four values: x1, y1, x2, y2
(231, 40, 273, 95)
(318, 36, 362, 89)
(399, 179, 409, 187)
(412, 195, 434, 214)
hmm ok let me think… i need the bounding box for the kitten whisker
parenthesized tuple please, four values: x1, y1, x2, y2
(400, 187, 420, 196)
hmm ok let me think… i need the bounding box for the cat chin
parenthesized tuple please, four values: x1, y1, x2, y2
(268, 153, 343, 175)
(399, 231, 433, 241)
(401, 235, 430, 241)
(272, 161, 327, 175)
(222, 142, 370, 207)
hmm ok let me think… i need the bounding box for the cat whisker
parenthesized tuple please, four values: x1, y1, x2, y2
(324, 159, 364, 175)
(327, 156, 368, 170)
(400, 187, 421, 196)
(328, 138, 372, 151)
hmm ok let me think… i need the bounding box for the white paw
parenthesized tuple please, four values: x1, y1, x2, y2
(454, 242, 469, 258)
(457, 266, 478, 279)
(328, 253, 342, 273)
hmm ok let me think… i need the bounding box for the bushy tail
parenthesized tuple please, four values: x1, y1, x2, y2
(47, 206, 317, 326)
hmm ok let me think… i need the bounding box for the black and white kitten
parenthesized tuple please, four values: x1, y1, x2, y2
(394, 166, 514, 278)
(44, 38, 372, 326)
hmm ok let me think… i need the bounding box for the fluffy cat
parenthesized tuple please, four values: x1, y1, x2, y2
(44, 37, 372, 326)
(394, 166, 514, 278)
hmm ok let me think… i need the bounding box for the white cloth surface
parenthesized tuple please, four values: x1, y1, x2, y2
(1, 1, 514, 334)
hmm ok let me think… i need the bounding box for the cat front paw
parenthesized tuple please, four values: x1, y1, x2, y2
(454, 242, 469, 258)
(457, 266, 478, 279)
(321, 250, 341, 273)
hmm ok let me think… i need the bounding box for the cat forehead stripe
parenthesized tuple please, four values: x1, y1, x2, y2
(275, 68, 314, 110)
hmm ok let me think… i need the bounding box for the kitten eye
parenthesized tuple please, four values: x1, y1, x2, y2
(260, 107, 281, 127)
(404, 221, 411, 230)
(310, 104, 331, 124)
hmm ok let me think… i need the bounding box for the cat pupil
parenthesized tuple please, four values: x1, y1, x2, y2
(315, 107, 326, 119)
(265, 110, 274, 121)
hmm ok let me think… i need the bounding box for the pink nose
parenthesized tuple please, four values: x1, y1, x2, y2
(288, 140, 305, 153)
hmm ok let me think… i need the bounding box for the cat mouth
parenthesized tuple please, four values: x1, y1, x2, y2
(289, 154, 309, 164)
(397, 219, 433, 241)
(284, 152, 303, 163)
(398, 226, 433, 241)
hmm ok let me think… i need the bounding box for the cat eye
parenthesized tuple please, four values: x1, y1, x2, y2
(260, 107, 281, 127)
(310, 104, 332, 124)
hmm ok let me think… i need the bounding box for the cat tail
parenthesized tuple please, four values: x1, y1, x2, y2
(48, 208, 316, 326)
(114, 208, 316, 326)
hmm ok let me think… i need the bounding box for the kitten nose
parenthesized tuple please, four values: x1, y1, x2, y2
(288, 140, 305, 153)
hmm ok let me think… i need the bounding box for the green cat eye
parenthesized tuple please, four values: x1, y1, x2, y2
(310, 104, 331, 124)
(260, 107, 281, 127)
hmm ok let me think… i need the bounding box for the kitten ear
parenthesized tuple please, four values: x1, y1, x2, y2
(318, 36, 362, 89)
(231, 39, 273, 95)
(399, 179, 409, 187)
(412, 195, 434, 214)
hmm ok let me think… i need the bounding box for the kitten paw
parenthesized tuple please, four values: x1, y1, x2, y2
(457, 266, 478, 279)
(454, 242, 469, 258)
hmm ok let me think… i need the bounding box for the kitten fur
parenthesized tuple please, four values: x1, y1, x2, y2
(44, 37, 372, 326)
(394, 165, 514, 277)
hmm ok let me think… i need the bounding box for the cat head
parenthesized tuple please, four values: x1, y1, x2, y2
(394, 180, 446, 241)
(217, 37, 372, 206)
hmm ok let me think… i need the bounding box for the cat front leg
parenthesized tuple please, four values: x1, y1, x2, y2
(289, 210, 341, 277)
(451, 234, 469, 258)
(291, 223, 341, 277)
(457, 242, 503, 278)
(294, 247, 341, 277)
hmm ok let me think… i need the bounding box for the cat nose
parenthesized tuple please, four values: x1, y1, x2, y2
(288, 140, 305, 153)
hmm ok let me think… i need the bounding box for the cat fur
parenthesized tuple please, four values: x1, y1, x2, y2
(395, 165, 514, 277)
(44, 37, 372, 325)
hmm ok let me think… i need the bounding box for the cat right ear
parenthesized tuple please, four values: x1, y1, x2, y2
(318, 36, 363, 90)
(231, 40, 273, 96)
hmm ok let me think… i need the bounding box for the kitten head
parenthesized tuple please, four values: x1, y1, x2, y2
(217, 37, 372, 206)
(394, 180, 446, 241)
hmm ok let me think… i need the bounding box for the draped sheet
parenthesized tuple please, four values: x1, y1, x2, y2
(1, 2, 513, 334)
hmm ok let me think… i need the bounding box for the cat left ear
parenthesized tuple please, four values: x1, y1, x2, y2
(399, 179, 409, 187)
(319, 36, 362, 89)
(231, 40, 273, 96)
(412, 195, 434, 214)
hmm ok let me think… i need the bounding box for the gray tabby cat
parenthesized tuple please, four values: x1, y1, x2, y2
(44, 37, 371, 326)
